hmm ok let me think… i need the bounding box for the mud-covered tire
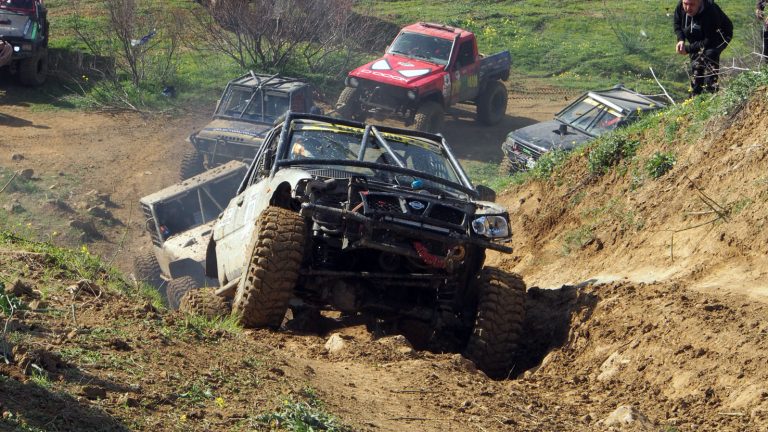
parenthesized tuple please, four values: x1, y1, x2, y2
(179, 287, 230, 319)
(133, 251, 163, 292)
(166, 276, 198, 310)
(336, 87, 365, 121)
(413, 101, 445, 133)
(18, 49, 48, 87)
(464, 267, 525, 379)
(179, 146, 205, 180)
(232, 206, 306, 328)
(476, 81, 508, 126)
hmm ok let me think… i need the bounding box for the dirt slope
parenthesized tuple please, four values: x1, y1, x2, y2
(491, 88, 768, 301)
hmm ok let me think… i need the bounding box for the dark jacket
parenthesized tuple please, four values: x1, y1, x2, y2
(674, 0, 733, 55)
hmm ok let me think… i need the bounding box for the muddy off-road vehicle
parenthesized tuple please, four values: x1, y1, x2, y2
(0, 0, 49, 86)
(336, 22, 511, 133)
(203, 112, 525, 377)
(181, 72, 320, 180)
(133, 161, 247, 309)
(500, 85, 665, 173)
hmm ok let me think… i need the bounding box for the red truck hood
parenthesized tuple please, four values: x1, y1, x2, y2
(349, 53, 444, 88)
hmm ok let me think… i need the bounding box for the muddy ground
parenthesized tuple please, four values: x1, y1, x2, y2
(1, 80, 767, 431)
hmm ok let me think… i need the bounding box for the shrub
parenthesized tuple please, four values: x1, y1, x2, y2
(587, 134, 640, 175)
(645, 151, 676, 179)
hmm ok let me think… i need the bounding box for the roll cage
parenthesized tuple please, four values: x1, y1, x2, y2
(238, 113, 479, 199)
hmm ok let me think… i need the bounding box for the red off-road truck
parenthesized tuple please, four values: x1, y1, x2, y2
(336, 22, 511, 132)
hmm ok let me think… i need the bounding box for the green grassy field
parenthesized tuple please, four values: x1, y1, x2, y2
(360, 0, 762, 97)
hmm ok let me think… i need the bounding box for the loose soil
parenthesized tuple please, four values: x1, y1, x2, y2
(1, 80, 767, 431)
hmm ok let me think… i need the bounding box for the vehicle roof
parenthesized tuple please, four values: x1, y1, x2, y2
(565, 85, 665, 116)
(139, 160, 247, 206)
(402, 22, 472, 40)
(228, 72, 309, 92)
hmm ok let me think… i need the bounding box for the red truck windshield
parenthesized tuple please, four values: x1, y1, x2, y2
(388, 32, 452, 66)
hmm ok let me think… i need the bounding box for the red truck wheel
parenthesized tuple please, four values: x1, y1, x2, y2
(477, 81, 508, 126)
(414, 101, 445, 133)
(336, 87, 365, 121)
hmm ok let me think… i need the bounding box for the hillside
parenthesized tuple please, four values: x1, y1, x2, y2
(3, 74, 768, 431)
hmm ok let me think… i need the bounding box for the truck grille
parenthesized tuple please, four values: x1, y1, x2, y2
(362, 193, 467, 229)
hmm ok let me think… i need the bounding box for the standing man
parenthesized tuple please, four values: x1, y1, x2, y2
(758, 0, 767, 64)
(674, 0, 733, 95)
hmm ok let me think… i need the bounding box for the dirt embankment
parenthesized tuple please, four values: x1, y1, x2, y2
(2, 83, 768, 431)
(492, 87, 768, 301)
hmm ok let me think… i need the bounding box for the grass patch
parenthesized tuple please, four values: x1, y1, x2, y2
(561, 226, 595, 255)
(181, 312, 242, 338)
(255, 388, 351, 432)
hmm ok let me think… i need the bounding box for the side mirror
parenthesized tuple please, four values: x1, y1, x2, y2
(475, 185, 496, 202)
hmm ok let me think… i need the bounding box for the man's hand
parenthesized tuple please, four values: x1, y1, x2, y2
(676, 41, 687, 55)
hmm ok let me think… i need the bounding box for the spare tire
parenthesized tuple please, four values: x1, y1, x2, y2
(133, 251, 163, 294)
(464, 267, 525, 379)
(180, 287, 231, 319)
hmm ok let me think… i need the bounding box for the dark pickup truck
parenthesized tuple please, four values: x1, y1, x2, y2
(336, 22, 511, 132)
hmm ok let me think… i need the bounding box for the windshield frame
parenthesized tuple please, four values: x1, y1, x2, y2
(387, 31, 454, 66)
(214, 84, 291, 123)
(268, 115, 477, 197)
(555, 95, 624, 137)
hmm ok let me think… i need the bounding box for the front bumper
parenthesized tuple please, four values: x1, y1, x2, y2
(502, 139, 541, 171)
(300, 202, 513, 254)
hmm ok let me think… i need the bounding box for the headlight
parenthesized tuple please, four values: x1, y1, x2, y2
(406, 89, 417, 100)
(471, 215, 509, 238)
(346, 77, 359, 88)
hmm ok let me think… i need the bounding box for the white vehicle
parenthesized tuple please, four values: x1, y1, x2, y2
(133, 161, 247, 309)
(205, 113, 526, 378)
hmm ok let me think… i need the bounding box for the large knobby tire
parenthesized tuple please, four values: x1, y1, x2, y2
(18, 49, 48, 87)
(464, 267, 525, 379)
(476, 81, 508, 126)
(180, 287, 231, 319)
(232, 206, 306, 328)
(413, 101, 445, 133)
(134, 251, 163, 291)
(166, 276, 198, 310)
(335, 87, 365, 121)
(179, 146, 205, 180)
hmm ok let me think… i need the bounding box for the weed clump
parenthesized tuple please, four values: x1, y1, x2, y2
(645, 151, 676, 179)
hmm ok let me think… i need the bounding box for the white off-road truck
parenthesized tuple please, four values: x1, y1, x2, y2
(204, 113, 525, 378)
(133, 161, 247, 309)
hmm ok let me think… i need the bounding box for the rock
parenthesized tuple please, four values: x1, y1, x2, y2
(601, 405, 654, 430)
(10, 153, 23, 161)
(110, 338, 132, 351)
(67, 280, 102, 298)
(3, 201, 24, 214)
(69, 219, 102, 240)
(451, 354, 478, 373)
(18, 169, 34, 180)
(81, 385, 107, 400)
(5, 279, 35, 298)
(597, 351, 630, 383)
(87, 205, 114, 220)
(46, 198, 74, 213)
(324, 333, 347, 355)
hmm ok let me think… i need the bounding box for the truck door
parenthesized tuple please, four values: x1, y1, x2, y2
(449, 38, 479, 104)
